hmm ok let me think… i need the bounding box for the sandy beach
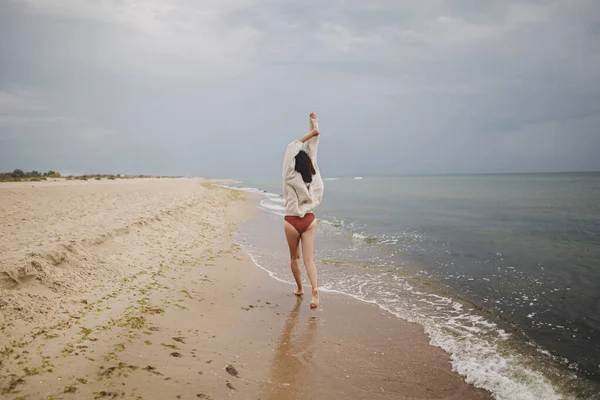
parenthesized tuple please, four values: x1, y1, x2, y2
(0, 179, 491, 399)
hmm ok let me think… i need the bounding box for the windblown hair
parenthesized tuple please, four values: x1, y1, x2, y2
(294, 150, 316, 184)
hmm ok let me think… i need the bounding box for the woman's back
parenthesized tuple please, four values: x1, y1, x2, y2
(282, 116, 324, 218)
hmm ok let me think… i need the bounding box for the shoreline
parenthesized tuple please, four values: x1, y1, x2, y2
(1, 179, 490, 399)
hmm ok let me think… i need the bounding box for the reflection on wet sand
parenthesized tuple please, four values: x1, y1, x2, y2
(260, 297, 319, 400)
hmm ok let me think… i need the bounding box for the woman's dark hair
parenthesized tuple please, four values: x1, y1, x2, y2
(295, 150, 316, 183)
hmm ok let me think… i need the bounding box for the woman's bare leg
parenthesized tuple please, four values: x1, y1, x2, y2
(300, 219, 319, 309)
(284, 221, 303, 295)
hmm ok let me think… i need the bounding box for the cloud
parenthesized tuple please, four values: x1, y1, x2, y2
(0, 87, 47, 114)
(0, 0, 599, 176)
(0, 86, 116, 166)
(316, 22, 384, 52)
(11, 0, 265, 81)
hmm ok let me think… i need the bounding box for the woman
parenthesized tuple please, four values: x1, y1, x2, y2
(282, 111, 324, 309)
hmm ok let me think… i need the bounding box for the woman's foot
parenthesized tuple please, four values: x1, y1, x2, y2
(294, 287, 304, 296)
(310, 289, 319, 309)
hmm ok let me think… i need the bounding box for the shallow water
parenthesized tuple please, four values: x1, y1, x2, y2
(227, 172, 600, 399)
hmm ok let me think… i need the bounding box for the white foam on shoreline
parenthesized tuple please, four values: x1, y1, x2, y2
(233, 240, 295, 286)
(259, 199, 285, 214)
(228, 186, 265, 193)
(245, 246, 565, 399)
(217, 183, 286, 215)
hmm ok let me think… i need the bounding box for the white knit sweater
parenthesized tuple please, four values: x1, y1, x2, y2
(281, 117, 324, 217)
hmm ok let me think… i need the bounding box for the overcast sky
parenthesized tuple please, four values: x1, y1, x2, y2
(1, 0, 599, 178)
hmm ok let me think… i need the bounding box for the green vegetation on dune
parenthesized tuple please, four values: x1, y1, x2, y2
(0, 169, 183, 182)
(0, 169, 60, 181)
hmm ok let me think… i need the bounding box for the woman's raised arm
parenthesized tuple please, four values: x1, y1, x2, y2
(304, 112, 320, 164)
(299, 127, 320, 143)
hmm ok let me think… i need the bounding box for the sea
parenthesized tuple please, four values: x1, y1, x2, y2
(222, 172, 600, 400)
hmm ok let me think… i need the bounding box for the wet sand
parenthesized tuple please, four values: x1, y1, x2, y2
(0, 179, 490, 399)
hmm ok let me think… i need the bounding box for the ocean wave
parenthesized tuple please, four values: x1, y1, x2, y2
(352, 232, 380, 244)
(264, 194, 284, 204)
(212, 184, 263, 193)
(214, 183, 280, 197)
(322, 287, 563, 400)
(259, 199, 285, 214)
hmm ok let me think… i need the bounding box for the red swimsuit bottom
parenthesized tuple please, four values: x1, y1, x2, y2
(284, 213, 315, 234)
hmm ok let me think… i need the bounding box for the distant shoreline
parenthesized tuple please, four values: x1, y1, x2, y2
(321, 170, 600, 179)
(0, 170, 184, 183)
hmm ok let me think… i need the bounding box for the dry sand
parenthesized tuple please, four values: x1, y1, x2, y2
(0, 178, 491, 399)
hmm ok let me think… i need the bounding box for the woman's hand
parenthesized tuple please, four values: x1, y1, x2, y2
(309, 111, 319, 136)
